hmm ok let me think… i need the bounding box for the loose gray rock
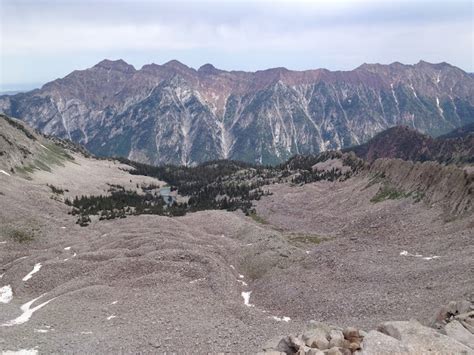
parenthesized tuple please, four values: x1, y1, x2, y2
(378, 320, 473, 353)
(357, 330, 410, 354)
(445, 320, 474, 349)
(328, 329, 346, 348)
(303, 328, 329, 350)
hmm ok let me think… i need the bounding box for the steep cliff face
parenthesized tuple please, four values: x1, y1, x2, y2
(1, 60, 473, 165)
(370, 158, 473, 216)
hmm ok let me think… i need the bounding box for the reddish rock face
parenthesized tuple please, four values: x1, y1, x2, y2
(0, 59, 473, 165)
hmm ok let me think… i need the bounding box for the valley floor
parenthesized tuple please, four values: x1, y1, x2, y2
(0, 155, 472, 353)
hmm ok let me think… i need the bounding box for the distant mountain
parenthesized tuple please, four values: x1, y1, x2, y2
(1, 59, 473, 165)
(345, 124, 474, 164)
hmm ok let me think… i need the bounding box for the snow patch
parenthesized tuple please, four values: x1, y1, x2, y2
(400, 250, 440, 260)
(422, 256, 441, 260)
(272, 316, 291, 322)
(237, 280, 248, 287)
(34, 329, 49, 333)
(242, 291, 254, 307)
(111, 301, 118, 305)
(64, 247, 71, 251)
(0, 285, 13, 303)
(107, 315, 116, 320)
(229, 265, 235, 270)
(2, 294, 57, 326)
(81, 331, 93, 335)
(22, 263, 42, 281)
(436, 97, 445, 119)
(189, 278, 205, 284)
(0, 170, 11, 176)
(238, 274, 244, 279)
(1, 349, 38, 355)
(0, 241, 6, 244)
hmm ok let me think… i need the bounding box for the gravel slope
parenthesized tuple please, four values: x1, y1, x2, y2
(0, 156, 473, 353)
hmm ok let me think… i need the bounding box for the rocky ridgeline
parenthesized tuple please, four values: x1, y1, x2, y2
(369, 158, 473, 216)
(261, 300, 474, 354)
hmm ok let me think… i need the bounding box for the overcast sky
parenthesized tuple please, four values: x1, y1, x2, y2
(0, 0, 472, 90)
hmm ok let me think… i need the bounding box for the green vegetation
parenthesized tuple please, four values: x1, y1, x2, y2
(16, 143, 74, 178)
(4, 227, 36, 243)
(370, 184, 411, 203)
(66, 185, 188, 226)
(69, 153, 359, 226)
(248, 210, 269, 224)
(287, 233, 331, 246)
(118, 158, 274, 214)
(47, 184, 66, 194)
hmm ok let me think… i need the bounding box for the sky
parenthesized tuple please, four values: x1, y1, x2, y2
(0, 0, 473, 91)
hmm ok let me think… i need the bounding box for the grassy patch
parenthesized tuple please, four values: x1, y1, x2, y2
(286, 233, 331, 246)
(370, 184, 411, 203)
(248, 210, 269, 224)
(3, 227, 37, 243)
(15, 143, 74, 178)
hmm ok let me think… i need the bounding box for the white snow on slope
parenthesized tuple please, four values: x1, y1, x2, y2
(272, 316, 291, 322)
(34, 329, 49, 333)
(0, 285, 13, 303)
(400, 250, 440, 260)
(22, 263, 42, 281)
(64, 247, 71, 251)
(242, 291, 254, 307)
(0, 170, 11, 176)
(107, 315, 116, 320)
(2, 294, 56, 326)
(1, 349, 38, 355)
(189, 278, 205, 284)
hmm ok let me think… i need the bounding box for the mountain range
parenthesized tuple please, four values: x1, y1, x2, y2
(1, 59, 473, 165)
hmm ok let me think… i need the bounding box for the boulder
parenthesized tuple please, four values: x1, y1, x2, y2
(262, 336, 294, 354)
(289, 335, 306, 349)
(357, 330, 410, 354)
(456, 300, 473, 315)
(307, 349, 325, 355)
(445, 320, 474, 349)
(343, 327, 362, 343)
(303, 328, 329, 350)
(378, 319, 473, 353)
(328, 329, 346, 348)
(324, 347, 343, 355)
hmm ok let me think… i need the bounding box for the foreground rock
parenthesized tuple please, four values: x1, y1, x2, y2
(261, 300, 474, 354)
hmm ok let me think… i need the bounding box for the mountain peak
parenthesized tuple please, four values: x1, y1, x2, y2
(198, 63, 221, 75)
(93, 59, 136, 73)
(163, 60, 191, 71)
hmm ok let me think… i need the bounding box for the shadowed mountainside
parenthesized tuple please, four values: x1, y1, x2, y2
(345, 124, 474, 164)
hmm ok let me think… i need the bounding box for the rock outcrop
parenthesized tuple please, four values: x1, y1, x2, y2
(369, 158, 473, 216)
(261, 300, 474, 354)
